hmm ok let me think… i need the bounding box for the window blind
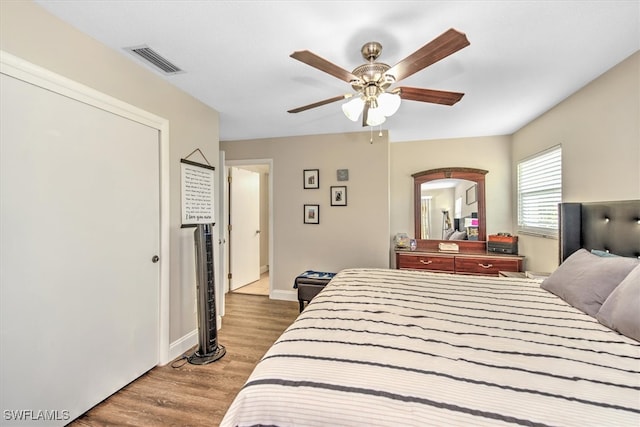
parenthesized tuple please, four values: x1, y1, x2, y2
(517, 145, 562, 237)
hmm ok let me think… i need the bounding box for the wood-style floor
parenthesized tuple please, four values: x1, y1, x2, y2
(71, 293, 299, 426)
(232, 272, 270, 296)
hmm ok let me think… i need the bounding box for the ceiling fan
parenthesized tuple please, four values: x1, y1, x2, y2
(288, 28, 470, 127)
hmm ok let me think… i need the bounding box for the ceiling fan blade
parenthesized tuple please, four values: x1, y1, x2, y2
(287, 94, 350, 113)
(397, 87, 464, 106)
(387, 28, 470, 82)
(290, 50, 359, 83)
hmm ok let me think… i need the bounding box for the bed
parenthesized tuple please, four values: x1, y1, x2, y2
(221, 201, 640, 427)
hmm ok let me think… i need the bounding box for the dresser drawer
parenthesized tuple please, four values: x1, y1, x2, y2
(397, 253, 455, 272)
(455, 256, 521, 276)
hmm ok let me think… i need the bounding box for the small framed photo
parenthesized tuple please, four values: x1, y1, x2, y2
(466, 184, 477, 205)
(337, 169, 349, 181)
(304, 204, 320, 224)
(303, 169, 319, 189)
(330, 186, 347, 206)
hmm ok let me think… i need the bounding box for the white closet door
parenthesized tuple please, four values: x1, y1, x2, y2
(0, 73, 160, 425)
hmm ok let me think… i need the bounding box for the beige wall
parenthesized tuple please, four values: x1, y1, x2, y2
(1, 1, 220, 343)
(221, 131, 390, 298)
(512, 51, 640, 273)
(390, 135, 513, 241)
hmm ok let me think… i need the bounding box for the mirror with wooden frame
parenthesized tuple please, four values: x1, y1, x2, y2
(413, 167, 487, 251)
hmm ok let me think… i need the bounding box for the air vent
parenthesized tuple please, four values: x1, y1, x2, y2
(124, 45, 184, 75)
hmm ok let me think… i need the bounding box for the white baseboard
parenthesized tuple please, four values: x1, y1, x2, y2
(260, 265, 269, 274)
(167, 329, 198, 363)
(270, 289, 297, 301)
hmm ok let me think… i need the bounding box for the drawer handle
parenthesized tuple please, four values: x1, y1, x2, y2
(478, 263, 493, 269)
(419, 260, 433, 265)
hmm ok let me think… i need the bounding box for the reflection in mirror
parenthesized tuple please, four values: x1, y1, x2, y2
(419, 179, 478, 240)
(413, 168, 487, 243)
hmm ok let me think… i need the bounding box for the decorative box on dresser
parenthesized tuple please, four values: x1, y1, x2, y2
(396, 249, 524, 276)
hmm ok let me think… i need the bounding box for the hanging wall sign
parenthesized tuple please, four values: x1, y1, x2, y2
(181, 158, 215, 227)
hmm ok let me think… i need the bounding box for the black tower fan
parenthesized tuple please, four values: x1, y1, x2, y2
(189, 223, 226, 364)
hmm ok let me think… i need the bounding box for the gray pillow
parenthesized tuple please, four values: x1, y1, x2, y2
(540, 248, 639, 316)
(449, 230, 467, 240)
(596, 264, 640, 342)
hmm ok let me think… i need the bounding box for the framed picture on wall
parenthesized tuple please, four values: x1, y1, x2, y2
(330, 186, 347, 206)
(466, 184, 477, 205)
(303, 169, 319, 189)
(304, 204, 320, 224)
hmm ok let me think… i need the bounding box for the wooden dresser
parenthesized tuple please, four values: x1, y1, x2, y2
(396, 250, 524, 276)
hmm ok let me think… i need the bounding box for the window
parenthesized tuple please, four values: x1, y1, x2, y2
(454, 197, 462, 220)
(420, 196, 432, 239)
(517, 145, 562, 237)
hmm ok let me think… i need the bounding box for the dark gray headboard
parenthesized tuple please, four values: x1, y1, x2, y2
(559, 200, 640, 262)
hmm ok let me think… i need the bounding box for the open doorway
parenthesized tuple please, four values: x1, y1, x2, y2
(225, 160, 272, 297)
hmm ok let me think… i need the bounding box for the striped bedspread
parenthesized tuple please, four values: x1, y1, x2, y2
(221, 268, 640, 426)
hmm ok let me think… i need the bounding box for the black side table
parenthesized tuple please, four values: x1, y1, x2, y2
(294, 271, 336, 312)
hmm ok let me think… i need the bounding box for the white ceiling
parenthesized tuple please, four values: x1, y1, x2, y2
(35, 1, 639, 143)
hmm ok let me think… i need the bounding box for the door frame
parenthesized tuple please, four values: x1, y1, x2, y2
(224, 159, 273, 299)
(1, 51, 172, 365)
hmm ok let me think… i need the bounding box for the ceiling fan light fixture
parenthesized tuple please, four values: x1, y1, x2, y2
(366, 107, 386, 126)
(377, 92, 401, 117)
(342, 97, 364, 121)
